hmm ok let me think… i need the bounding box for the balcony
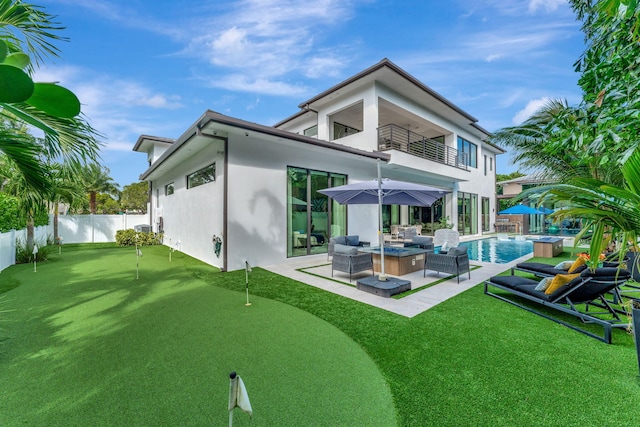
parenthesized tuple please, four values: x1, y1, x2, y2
(377, 124, 468, 171)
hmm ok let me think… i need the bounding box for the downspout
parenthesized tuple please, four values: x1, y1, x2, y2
(196, 121, 229, 272)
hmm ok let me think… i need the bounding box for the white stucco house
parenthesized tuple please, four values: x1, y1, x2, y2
(133, 58, 504, 271)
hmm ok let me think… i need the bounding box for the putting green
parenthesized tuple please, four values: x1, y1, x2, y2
(0, 246, 397, 426)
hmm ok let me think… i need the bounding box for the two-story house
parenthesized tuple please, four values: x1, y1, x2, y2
(133, 59, 504, 271)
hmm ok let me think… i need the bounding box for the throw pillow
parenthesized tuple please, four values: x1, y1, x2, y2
(534, 277, 552, 291)
(441, 241, 450, 252)
(568, 257, 587, 273)
(554, 261, 572, 270)
(544, 273, 580, 295)
(345, 235, 360, 246)
(334, 244, 357, 255)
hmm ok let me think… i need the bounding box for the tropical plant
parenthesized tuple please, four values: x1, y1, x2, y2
(527, 148, 640, 270)
(0, 0, 102, 194)
(79, 163, 120, 214)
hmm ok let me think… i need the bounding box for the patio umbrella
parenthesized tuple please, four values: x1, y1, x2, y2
(498, 204, 544, 215)
(319, 162, 449, 280)
(318, 178, 447, 206)
(537, 206, 554, 214)
(498, 204, 544, 235)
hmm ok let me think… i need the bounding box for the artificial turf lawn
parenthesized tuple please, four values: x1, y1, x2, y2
(3, 246, 640, 426)
(0, 245, 395, 426)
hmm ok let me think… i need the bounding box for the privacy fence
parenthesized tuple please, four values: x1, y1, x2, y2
(0, 214, 148, 273)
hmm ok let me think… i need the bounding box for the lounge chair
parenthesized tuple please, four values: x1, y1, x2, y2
(327, 235, 369, 260)
(484, 267, 631, 343)
(424, 246, 470, 283)
(497, 233, 510, 241)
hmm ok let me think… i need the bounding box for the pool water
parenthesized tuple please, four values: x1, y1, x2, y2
(458, 237, 533, 264)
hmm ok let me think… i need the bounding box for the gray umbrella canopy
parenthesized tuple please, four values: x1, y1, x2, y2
(318, 179, 449, 207)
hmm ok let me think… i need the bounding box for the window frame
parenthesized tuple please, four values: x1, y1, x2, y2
(165, 182, 175, 196)
(187, 163, 216, 189)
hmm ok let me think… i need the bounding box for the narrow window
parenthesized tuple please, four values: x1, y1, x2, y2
(165, 182, 174, 196)
(187, 163, 216, 189)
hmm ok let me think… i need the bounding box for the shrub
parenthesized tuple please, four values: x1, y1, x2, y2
(15, 238, 50, 264)
(115, 229, 163, 247)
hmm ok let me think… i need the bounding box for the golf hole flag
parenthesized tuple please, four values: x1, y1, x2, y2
(228, 372, 252, 418)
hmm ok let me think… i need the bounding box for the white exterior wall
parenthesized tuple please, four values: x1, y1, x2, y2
(225, 135, 380, 271)
(152, 141, 225, 269)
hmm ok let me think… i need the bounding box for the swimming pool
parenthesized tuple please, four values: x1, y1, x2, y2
(458, 237, 533, 264)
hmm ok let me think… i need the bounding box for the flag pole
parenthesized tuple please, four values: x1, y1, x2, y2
(245, 261, 252, 306)
(229, 372, 236, 427)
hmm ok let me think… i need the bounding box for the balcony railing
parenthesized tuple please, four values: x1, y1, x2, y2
(377, 124, 468, 171)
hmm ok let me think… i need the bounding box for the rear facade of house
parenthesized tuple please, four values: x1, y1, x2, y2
(134, 59, 504, 271)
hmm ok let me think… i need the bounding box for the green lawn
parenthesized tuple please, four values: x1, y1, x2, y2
(2, 245, 640, 426)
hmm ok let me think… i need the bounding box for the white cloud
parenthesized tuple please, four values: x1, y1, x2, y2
(512, 97, 550, 124)
(528, 0, 567, 13)
(206, 74, 309, 96)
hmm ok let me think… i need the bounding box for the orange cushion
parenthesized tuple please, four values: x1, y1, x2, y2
(545, 273, 580, 295)
(568, 257, 587, 273)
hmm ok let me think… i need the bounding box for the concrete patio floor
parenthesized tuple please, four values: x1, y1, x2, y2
(263, 236, 576, 318)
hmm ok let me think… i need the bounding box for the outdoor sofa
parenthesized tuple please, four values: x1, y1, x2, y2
(424, 246, 470, 283)
(331, 244, 373, 282)
(484, 267, 631, 343)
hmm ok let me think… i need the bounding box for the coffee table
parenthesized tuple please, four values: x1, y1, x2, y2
(359, 246, 429, 276)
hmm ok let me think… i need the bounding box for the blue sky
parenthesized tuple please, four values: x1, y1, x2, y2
(35, 0, 586, 187)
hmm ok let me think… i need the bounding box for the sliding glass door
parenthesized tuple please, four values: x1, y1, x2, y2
(287, 167, 347, 257)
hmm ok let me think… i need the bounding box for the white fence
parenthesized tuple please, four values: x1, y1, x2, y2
(0, 214, 148, 272)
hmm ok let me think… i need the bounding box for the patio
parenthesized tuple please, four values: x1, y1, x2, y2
(264, 249, 530, 318)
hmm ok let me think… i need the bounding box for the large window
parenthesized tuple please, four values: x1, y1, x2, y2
(187, 163, 215, 189)
(481, 197, 490, 232)
(457, 137, 477, 168)
(287, 167, 347, 257)
(458, 192, 478, 235)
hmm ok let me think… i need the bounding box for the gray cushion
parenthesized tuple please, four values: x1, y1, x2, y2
(447, 246, 467, 256)
(345, 235, 360, 246)
(412, 236, 433, 245)
(331, 236, 347, 245)
(334, 244, 358, 255)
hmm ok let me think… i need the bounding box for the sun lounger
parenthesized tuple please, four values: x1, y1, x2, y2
(484, 267, 631, 343)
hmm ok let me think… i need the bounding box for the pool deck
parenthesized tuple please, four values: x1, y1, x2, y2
(263, 235, 577, 318)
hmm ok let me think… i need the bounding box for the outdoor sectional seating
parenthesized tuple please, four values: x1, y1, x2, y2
(484, 267, 632, 343)
(331, 244, 373, 282)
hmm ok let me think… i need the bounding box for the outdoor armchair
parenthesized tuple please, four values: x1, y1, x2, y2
(327, 235, 369, 260)
(424, 246, 470, 283)
(331, 244, 373, 282)
(404, 236, 434, 252)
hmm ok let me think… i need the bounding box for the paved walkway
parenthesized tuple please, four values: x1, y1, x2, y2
(264, 236, 576, 318)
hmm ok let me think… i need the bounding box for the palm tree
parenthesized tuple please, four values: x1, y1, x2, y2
(47, 162, 84, 239)
(490, 99, 623, 185)
(527, 148, 640, 269)
(0, 1, 102, 193)
(80, 164, 120, 214)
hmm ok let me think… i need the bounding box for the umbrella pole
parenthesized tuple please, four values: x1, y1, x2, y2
(377, 160, 387, 281)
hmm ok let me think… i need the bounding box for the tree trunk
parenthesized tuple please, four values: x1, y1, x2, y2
(54, 203, 59, 240)
(90, 191, 97, 214)
(26, 215, 34, 252)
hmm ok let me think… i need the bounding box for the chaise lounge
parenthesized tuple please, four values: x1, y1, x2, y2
(484, 267, 631, 343)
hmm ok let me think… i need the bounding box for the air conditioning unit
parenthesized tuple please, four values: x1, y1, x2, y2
(134, 224, 152, 233)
